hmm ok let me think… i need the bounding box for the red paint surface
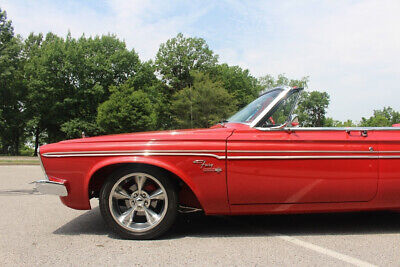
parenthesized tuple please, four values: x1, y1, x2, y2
(40, 123, 400, 215)
(227, 129, 378, 204)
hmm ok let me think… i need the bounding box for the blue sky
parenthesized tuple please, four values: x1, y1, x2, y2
(1, 0, 400, 121)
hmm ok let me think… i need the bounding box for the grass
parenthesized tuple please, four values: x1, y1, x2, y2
(0, 156, 39, 165)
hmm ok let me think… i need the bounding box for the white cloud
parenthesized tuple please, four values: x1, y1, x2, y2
(1, 0, 212, 59)
(216, 0, 400, 121)
(107, 0, 212, 59)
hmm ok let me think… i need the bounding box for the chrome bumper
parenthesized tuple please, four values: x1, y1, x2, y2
(34, 180, 68, 196)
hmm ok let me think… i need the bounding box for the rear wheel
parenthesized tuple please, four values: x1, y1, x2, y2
(99, 166, 177, 239)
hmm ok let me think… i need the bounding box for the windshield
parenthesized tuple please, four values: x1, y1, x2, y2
(227, 89, 282, 123)
(260, 90, 300, 127)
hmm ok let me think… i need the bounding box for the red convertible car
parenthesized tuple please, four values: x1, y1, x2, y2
(35, 86, 400, 239)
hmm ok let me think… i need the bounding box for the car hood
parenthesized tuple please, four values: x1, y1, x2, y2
(58, 125, 238, 144)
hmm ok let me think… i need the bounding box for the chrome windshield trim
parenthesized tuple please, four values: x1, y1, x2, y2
(249, 86, 292, 128)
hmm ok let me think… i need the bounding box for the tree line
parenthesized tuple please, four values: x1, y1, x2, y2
(0, 8, 398, 156)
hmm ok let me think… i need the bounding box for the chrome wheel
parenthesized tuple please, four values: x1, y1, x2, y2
(108, 172, 168, 233)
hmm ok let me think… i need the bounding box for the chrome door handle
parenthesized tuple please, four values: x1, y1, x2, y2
(361, 130, 368, 137)
(346, 129, 368, 137)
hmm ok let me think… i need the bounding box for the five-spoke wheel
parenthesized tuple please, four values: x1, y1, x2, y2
(100, 166, 177, 239)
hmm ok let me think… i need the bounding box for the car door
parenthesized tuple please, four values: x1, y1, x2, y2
(226, 127, 378, 204)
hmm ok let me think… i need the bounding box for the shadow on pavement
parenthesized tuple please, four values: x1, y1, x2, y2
(54, 207, 400, 239)
(53, 207, 116, 237)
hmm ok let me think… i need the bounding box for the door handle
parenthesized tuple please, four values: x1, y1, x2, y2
(346, 129, 368, 137)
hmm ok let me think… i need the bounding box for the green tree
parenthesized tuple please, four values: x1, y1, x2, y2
(24, 33, 141, 154)
(296, 91, 330, 127)
(258, 74, 309, 89)
(324, 118, 357, 127)
(0, 8, 26, 155)
(59, 34, 140, 137)
(0, 108, 4, 150)
(24, 33, 74, 153)
(155, 33, 218, 91)
(97, 84, 156, 134)
(209, 64, 261, 108)
(171, 71, 237, 129)
(360, 107, 400, 127)
(123, 61, 172, 130)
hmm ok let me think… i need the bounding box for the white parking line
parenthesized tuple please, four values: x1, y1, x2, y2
(220, 216, 378, 266)
(278, 235, 377, 267)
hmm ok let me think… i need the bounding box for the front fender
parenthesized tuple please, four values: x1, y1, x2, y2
(84, 156, 202, 209)
(56, 154, 229, 214)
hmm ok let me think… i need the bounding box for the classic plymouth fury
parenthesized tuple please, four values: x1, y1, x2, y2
(35, 86, 400, 239)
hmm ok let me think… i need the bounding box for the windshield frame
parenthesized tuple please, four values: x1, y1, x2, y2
(226, 88, 283, 125)
(255, 88, 302, 128)
(248, 86, 296, 127)
(226, 86, 303, 128)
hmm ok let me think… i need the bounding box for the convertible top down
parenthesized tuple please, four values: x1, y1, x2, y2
(35, 86, 400, 239)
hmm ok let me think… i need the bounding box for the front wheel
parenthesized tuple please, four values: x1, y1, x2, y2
(99, 166, 178, 239)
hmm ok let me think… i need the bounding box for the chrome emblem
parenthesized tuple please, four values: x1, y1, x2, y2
(193, 160, 222, 173)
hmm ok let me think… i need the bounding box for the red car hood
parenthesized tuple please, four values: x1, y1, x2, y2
(58, 125, 241, 144)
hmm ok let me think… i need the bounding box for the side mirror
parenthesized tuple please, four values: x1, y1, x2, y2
(288, 114, 299, 127)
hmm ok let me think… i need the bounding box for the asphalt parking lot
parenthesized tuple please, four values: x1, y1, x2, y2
(1, 166, 400, 266)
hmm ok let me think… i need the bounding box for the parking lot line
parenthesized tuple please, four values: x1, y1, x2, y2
(278, 235, 377, 267)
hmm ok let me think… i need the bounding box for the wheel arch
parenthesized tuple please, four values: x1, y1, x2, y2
(86, 157, 203, 210)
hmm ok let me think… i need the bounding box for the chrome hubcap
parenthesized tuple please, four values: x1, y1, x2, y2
(129, 190, 151, 209)
(109, 173, 168, 232)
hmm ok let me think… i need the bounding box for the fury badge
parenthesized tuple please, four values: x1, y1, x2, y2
(193, 160, 222, 173)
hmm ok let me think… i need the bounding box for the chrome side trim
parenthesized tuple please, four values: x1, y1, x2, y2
(228, 150, 382, 154)
(43, 150, 225, 156)
(43, 152, 226, 160)
(227, 155, 381, 160)
(42, 149, 400, 160)
(34, 180, 68, 196)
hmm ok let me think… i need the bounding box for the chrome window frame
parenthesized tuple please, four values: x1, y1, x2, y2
(250, 86, 299, 128)
(251, 86, 400, 132)
(228, 87, 285, 126)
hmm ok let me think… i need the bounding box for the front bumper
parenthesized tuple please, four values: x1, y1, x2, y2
(34, 180, 68, 196)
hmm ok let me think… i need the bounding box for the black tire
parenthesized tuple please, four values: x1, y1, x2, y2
(99, 166, 178, 240)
